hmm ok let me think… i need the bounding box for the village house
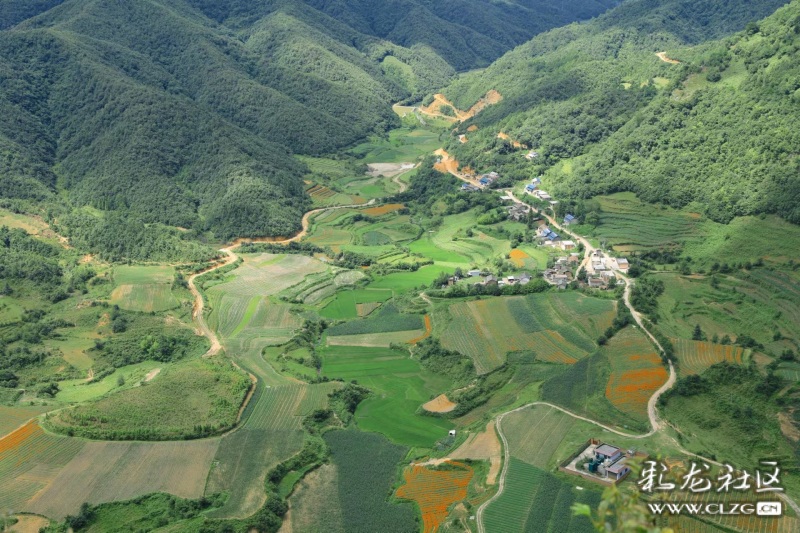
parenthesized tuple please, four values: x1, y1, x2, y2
(519, 272, 532, 285)
(563, 214, 577, 226)
(524, 183, 536, 194)
(532, 190, 552, 201)
(611, 257, 630, 273)
(468, 269, 482, 277)
(460, 183, 480, 192)
(568, 253, 581, 265)
(561, 240, 576, 251)
(525, 150, 539, 160)
(587, 276, 607, 289)
(507, 203, 531, 222)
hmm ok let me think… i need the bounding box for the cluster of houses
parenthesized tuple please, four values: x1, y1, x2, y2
(562, 441, 634, 485)
(441, 269, 533, 289)
(542, 256, 575, 289)
(585, 250, 629, 289)
(459, 171, 500, 192)
(483, 272, 533, 287)
(478, 171, 499, 188)
(506, 202, 532, 222)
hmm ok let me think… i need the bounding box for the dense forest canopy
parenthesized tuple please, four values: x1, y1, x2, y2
(0, 0, 621, 249)
(442, 0, 800, 224)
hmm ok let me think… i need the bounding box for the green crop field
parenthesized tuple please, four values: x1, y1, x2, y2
(502, 406, 577, 468)
(408, 210, 509, 266)
(439, 293, 615, 374)
(205, 380, 336, 518)
(367, 264, 452, 291)
(110, 265, 179, 312)
(483, 458, 601, 533)
(586, 193, 704, 253)
(322, 429, 417, 532)
(326, 329, 425, 347)
(349, 127, 442, 163)
(320, 288, 393, 319)
(321, 346, 453, 446)
(326, 303, 423, 336)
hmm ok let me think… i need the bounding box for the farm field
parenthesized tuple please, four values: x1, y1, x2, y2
(327, 329, 426, 347)
(348, 127, 442, 163)
(320, 288, 393, 319)
(321, 429, 417, 533)
(673, 338, 747, 376)
(396, 461, 474, 533)
(655, 270, 800, 348)
(321, 346, 453, 446)
(585, 192, 705, 253)
(281, 464, 345, 533)
(25, 438, 219, 520)
(367, 264, 452, 291)
(0, 405, 52, 437)
(603, 327, 667, 425)
(483, 458, 600, 533)
(109, 265, 178, 312)
(439, 292, 615, 374)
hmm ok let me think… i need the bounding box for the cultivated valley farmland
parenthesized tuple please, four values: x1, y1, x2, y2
(2, 2, 800, 531)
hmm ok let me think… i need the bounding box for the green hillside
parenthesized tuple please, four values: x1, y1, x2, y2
(443, 0, 799, 224)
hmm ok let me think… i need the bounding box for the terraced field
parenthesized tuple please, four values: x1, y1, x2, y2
(673, 338, 747, 376)
(0, 405, 52, 437)
(591, 192, 704, 252)
(320, 288, 393, 319)
(439, 293, 615, 374)
(603, 327, 667, 424)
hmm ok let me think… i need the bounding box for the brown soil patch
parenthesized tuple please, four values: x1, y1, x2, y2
(144, 368, 161, 382)
(355, 301, 382, 317)
(433, 149, 459, 174)
(497, 132, 527, 149)
(420, 91, 502, 122)
(656, 52, 680, 64)
(362, 203, 405, 217)
(422, 393, 457, 413)
(458, 134, 468, 143)
(466, 125, 478, 132)
(450, 421, 502, 485)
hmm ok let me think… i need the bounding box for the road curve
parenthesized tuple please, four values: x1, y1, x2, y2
(186, 200, 375, 358)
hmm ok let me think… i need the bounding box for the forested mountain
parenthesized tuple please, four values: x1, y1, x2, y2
(0, 0, 618, 244)
(189, 0, 621, 71)
(444, 0, 799, 224)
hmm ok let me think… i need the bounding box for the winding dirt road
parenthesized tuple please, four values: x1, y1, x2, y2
(187, 200, 375, 358)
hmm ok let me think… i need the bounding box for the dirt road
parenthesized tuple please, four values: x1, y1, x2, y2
(186, 200, 375, 358)
(656, 51, 680, 64)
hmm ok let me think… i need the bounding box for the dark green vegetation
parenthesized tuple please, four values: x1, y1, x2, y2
(445, 0, 799, 224)
(190, 0, 620, 71)
(661, 362, 800, 493)
(46, 358, 250, 440)
(0, 0, 619, 249)
(41, 493, 225, 533)
(324, 429, 418, 533)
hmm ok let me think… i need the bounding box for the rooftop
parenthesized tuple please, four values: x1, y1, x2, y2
(596, 444, 620, 456)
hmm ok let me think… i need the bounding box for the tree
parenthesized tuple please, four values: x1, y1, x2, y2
(573, 481, 673, 533)
(692, 324, 703, 341)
